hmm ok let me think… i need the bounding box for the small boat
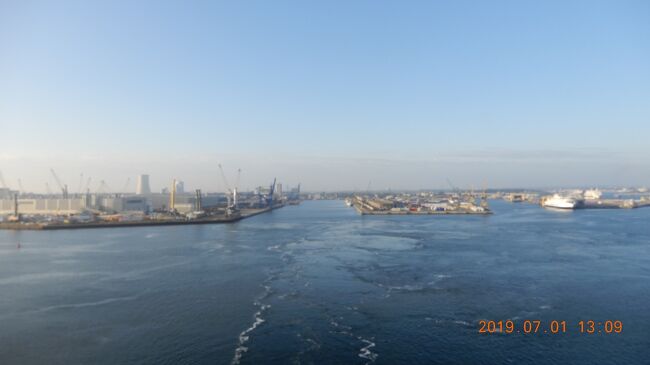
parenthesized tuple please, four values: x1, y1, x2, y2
(344, 198, 353, 207)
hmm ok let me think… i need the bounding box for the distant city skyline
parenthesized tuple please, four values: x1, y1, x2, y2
(2, 1, 649, 191)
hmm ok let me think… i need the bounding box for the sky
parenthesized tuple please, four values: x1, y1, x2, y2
(1, 0, 649, 192)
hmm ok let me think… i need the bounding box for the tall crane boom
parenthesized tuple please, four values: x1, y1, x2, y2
(96, 180, 109, 194)
(50, 168, 68, 198)
(267, 178, 277, 206)
(218, 164, 232, 193)
(446, 178, 461, 194)
(218, 164, 240, 210)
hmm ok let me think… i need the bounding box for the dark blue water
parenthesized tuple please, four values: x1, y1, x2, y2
(1, 200, 649, 364)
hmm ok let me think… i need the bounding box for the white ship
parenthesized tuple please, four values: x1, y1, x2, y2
(344, 198, 353, 207)
(542, 194, 578, 209)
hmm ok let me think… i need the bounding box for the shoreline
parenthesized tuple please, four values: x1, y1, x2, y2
(0, 205, 284, 231)
(353, 205, 492, 216)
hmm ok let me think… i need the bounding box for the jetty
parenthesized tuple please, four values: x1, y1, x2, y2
(0, 205, 283, 231)
(351, 195, 491, 216)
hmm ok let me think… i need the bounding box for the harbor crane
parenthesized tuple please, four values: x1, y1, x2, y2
(96, 180, 110, 194)
(267, 178, 277, 206)
(446, 178, 461, 195)
(218, 164, 239, 212)
(50, 168, 68, 198)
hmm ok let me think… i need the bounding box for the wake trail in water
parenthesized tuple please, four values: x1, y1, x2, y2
(358, 338, 378, 363)
(231, 277, 274, 365)
(329, 316, 379, 364)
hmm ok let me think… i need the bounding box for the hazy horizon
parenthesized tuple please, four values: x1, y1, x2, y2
(2, 1, 649, 192)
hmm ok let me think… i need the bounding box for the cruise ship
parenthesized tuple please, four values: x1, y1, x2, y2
(542, 194, 578, 209)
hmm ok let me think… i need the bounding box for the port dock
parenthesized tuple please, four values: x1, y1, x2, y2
(0, 205, 284, 231)
(350, 194, 492, 216)
(0, 171, 299, 231)
(354, 206, 492, 215)
(580, 199, 650, 209)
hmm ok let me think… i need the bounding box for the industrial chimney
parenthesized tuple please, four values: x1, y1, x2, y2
(136, 174, 151, 195)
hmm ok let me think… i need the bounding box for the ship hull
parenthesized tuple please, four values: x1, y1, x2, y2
(542, 195, 578, 209)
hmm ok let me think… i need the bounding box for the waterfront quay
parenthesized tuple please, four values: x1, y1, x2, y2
(0, 205, 283, 231)
(580, 199, 650, 209)
(350, 193, 491, 215)
(0, 174, 296, 231)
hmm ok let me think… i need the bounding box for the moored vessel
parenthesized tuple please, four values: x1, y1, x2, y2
(542, 194, 578, 209)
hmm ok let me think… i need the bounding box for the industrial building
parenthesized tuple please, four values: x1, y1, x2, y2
(136, 174, 151, 195)
(0, 198, 86, 215)
(1, 171, 288, 221)
(99, 196, 148, 212)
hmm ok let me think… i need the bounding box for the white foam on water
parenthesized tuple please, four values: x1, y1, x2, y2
(305, 337, 320, 350)
(328, 316, 378, 363)
(231, 307, 268, 365)
(267, 244, 282, 251)
(329, 319, 352, 332)
(358, 337, 378, 362)
(231, 283, 273, 365)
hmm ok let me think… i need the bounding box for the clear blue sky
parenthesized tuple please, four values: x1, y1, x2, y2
(1, 0, 649, 192)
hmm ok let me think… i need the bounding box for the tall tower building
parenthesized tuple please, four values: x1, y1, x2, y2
(136, 174, 151, 195)
(175, 180, 185, 194)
